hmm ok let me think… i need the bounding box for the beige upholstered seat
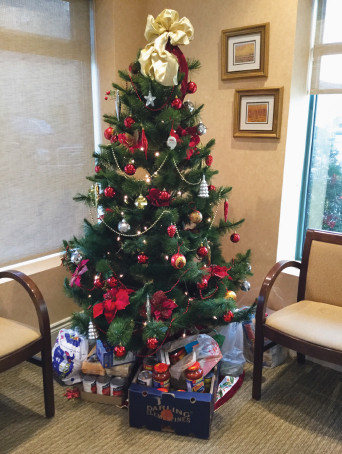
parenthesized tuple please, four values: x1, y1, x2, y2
(265, 300, 342, 351)
(0, 317, 41, 357)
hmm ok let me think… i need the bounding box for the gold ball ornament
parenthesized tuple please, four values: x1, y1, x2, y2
(171, 252, 186, 269)
(189, 210, 203, 224)
(134, 194, 148, 209)
(225, 290, 237, 301)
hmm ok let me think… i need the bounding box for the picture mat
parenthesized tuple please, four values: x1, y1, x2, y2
(228, 33, 261, 72)
(240, 95, 274, 130)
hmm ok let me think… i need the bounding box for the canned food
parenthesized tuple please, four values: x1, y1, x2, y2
(138, 370, 153, 387)
(96, 375, 111, 395)
(143, 357, 158, 371)
(169, 347, 186, 365)
(83, 374, 97, 393)
(110, 376, 125, 397)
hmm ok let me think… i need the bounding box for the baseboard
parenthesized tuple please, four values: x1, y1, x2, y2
(50, 316, 73, 346)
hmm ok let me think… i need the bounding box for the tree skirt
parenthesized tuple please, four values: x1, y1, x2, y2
(214, 371, 245, 411)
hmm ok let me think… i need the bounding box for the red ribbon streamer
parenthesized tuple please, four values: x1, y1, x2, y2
(166, 42, 188, 100)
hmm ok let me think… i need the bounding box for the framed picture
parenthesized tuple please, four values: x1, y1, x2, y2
(233, 87, 283, 138)
(221, 23, 269, 80)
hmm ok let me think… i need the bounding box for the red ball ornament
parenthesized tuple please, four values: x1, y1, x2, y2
(95, 165, 101, 173)
(107, 276, 118, 287)
(171, 98, 183, 109)
(197, 275, 209, 290)
(147, 337, 159, 349)
(205, 155, 213, 166)
(230, 232, 240, 243)
(104, 97, 108, 100)
(159, 190, 171, 202)
(104, 186, 115, 198)
(94, 274, 103, 289)
(208, 184, 216, 191)
(124, 117, 135, 128)
(110, 134, 118, 143)
(137, 253, 148, 264)
(187, 81, 197, 94)
(114, 345, 126, 357)
(104, 127, 114, 140)
(223, 310, 234, 323)
(171, 252, 186, 269)
(124, 163, 136, 175)
(167, 225, 176, 238)
(197, 245, 208, 257)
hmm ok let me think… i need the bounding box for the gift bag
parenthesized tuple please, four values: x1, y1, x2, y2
(218, 323, 245, 377)
(52, 329, 88, 385)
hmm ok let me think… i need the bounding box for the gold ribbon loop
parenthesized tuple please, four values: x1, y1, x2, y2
(138, 9, 194, 87)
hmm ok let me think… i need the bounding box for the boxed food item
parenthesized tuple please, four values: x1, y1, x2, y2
(242, 315, 288, 368)
(129, 362, 220, 439)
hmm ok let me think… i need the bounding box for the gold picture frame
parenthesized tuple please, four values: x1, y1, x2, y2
(233, 87, 283, 139)
(221, 23, 269, 80)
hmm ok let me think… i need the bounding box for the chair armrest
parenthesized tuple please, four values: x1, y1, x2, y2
(0, 270, 51, 341)
(256, 260, 301, 324)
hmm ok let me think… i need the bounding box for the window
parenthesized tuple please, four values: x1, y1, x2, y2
(297, 0, 342, 257)
(0, 0, 95, 267)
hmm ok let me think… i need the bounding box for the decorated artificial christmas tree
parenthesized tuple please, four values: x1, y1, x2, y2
(62, 9, 254, 359)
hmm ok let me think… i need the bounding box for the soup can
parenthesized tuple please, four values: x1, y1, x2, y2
(96, 375, 111, 395)
(110, 377, 125, 397)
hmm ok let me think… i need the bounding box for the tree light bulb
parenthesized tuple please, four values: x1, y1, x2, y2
(155, 152, 160, 157)
(131, 159, 135, 163)
(143, 321, 147, 326)
(140, 147, 144, 151)
(144, 226, 147, 230)
(121, 212, 124, 215)
(117, 236, 121, 241)
(165, 255, 169, 260)
(107, 252, 110, 255)
(154, 172, 157, 176)
(88, 294, 91, 298)
(137, 230, 141, 235)
(177, 191, 181, 196)
(184, 291, 188, 296)
(119, 274, 123, 278)
(143, 240, 147, 244)
(213, 316, 217, 320)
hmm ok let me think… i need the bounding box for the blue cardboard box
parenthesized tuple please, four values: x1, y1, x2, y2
(96, 340, 113, 368)
(129, 363, 220, 439)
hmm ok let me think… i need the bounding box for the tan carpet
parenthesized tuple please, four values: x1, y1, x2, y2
(1, 359, 342, 454)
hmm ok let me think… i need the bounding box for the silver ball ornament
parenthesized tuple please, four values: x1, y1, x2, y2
(118, 218, 130, 233)
(70, 251, 82, 265)
(247, 264, 252, 271)
(241, 280, 251, 292)
(183, 100, 194, 113)
(197, 122, 207, 135)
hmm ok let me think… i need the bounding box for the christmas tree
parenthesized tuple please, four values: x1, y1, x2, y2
(62, 9, 254, 357)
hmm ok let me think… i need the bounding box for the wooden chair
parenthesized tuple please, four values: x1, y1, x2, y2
(253, 229, 342, 400)
(0, 270, 55, 417)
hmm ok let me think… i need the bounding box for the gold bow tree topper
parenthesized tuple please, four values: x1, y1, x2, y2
(138, 9, 194, 87)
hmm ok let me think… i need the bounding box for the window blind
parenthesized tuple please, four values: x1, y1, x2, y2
(0, 0, 95, 266)
(311, 0, 342, 94)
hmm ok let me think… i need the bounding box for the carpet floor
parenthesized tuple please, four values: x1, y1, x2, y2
(1, 359, 342, 454)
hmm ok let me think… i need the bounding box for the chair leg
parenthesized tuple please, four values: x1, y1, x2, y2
(297, 352, 305, 364)
(41, 345, 55, 418)
(252, 322, 264, 400)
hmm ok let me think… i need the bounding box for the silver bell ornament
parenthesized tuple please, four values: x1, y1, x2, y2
(241, 280, 251, 292)
(197, 122, 207, 136)
(118, 218, 130, 233)
(70, 251, 82, 265)
(198, 175, 210, 198)
(183, 99, 195, 113)
(88, 320, 99, 340)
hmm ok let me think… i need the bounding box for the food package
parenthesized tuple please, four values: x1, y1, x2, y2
(52, 329, 88, 385)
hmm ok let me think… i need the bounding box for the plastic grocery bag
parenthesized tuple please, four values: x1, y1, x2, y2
(218, 323, 245, 376)
(163, 334, 222, 380)
(52, 329, 88, 385)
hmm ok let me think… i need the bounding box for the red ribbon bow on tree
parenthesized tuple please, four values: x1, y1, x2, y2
(93, 287, 134, 324)
(151, 290, 178, 321)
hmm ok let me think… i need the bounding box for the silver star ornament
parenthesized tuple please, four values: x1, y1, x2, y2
(144, 89, 156, 107)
